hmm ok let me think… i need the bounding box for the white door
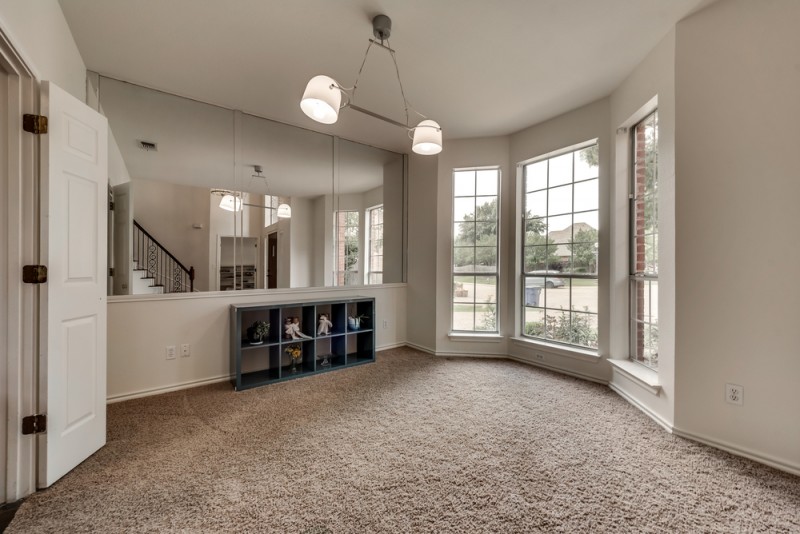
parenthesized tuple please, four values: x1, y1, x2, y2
(38, 81, 108, 487)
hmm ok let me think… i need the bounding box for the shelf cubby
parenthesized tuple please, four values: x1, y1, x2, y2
(230, 297, 375, 390)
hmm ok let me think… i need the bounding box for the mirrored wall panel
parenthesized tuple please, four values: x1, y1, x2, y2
(99, 76, 406, 295)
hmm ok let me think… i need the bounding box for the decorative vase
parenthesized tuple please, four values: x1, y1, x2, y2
(290, 357, 299, 373)
(348, 317, 360, 331)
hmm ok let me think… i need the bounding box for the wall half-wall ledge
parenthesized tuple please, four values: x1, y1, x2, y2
(608, 359, 661, 395)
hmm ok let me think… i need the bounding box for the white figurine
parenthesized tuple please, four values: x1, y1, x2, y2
(284, 318, 293, 339)
(288, 316, 312, 339)
(317, 313, 332, 335)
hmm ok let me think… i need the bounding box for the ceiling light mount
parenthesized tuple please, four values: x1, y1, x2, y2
(300, 14, 442, 155)
(372, 14, 391, 42)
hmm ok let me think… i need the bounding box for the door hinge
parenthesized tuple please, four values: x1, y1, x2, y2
(22, 414, 47, 435)
(109, 201, 115, 211)
(22, 265, 48, 284)
(22, 114, 48, 134)
(109, 267, 115, 277)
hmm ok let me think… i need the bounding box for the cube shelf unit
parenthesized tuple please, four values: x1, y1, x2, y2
(230, 297, 375, 391)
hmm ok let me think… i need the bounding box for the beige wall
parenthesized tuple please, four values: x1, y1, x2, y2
(673, 0, 800, 472)
(0, 0, 85, 102)
(107, 285, 407, 401)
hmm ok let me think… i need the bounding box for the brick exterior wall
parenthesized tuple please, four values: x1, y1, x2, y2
(634, 122, 647, 361)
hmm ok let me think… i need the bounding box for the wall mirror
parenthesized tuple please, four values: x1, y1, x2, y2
(99, 76, 406, 295)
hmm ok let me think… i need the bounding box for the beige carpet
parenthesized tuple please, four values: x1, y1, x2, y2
(8, 347, 800, 533)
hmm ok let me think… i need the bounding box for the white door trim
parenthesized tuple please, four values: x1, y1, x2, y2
(0, 27, 38, 503)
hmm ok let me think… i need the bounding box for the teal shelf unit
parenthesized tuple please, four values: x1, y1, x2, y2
(230, 297, 375, 391)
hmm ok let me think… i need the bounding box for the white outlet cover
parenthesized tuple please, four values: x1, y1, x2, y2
(726, 383, 743, 406)
(181, 344, 190, 357)
(166, 345, 177, 360)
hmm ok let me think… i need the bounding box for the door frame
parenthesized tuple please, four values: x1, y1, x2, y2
(0, 28, 38, 503)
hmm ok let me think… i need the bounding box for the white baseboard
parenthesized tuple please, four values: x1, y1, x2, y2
(376, 342, 407, 351)
(107, 374, 232, 404)
(404, 341, 435, 354)
(672, 427, 800, 477)
(507, 354, 607, 385)
(608, 382, 674, 433)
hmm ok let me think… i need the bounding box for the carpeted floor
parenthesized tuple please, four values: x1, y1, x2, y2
(8, 347, 800, 532)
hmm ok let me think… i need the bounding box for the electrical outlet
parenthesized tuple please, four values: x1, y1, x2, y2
(534, 353, 545, 361)
(383, 320, 388, 329)
(726, 383, 743, 406)
(166, 345, 177, 360)
(181, 344, 190, 357)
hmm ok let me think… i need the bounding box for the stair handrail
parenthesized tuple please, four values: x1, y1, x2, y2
(133, 220, 195, 293)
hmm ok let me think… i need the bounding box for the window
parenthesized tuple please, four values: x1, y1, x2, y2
(452, 168, 499, 332)
(264, 195, 279, 227)
(366, 205, 384, 284)
(521, 143, 599, 349)
(630, 111, 658, 369)
(334, 210, 359, 286)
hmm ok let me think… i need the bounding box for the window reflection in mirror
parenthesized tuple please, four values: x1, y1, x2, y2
(98, 75, 406, 296)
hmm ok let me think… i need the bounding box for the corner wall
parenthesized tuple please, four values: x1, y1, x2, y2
(406, 153, 439, 351)
(608, 28, 677, 429)
(673, 0, 800, 473)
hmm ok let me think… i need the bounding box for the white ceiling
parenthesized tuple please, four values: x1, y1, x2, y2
(60, 0, 709, 154)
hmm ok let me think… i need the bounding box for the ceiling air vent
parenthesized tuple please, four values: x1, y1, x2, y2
(137, 140, 158, 151)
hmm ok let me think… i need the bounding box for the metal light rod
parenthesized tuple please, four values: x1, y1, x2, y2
(348, 104, 410, 130)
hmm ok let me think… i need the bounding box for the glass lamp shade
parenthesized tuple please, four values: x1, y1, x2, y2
(412, 120, 443, 155)
(300, 75, 342, 124)
(219, 194, 242, 212)
(277, 203, 292, 218)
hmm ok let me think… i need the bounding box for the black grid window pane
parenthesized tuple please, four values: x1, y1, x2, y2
(521, 144, 598, 350)
(630, 111, 659, 370)
(452, 168, 500, 333)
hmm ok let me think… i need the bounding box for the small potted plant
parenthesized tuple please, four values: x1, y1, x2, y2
(246, 320, 270, 345)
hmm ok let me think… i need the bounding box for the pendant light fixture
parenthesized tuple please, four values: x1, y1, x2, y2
(300, 14, 442, 155)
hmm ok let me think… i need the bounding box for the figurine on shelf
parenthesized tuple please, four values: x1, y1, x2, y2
(317, 313, 333, 335)
(285, 316, 312, 339)
(284, 317, 293, 339)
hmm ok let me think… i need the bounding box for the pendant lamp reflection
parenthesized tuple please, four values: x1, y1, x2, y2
(219, 193, 242, 212)
(277, 203, 292, 219)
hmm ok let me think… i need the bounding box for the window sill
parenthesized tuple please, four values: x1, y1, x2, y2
(509, 337, 600, 362)
(608, 359, 661, 395)
(448, 333, 503, 343)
